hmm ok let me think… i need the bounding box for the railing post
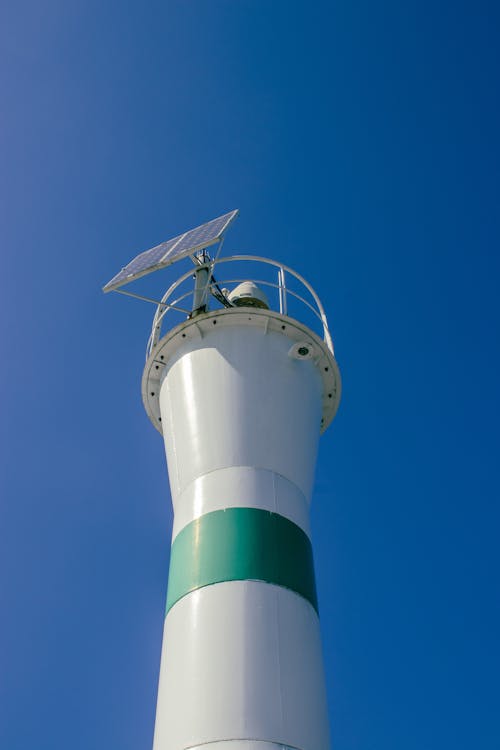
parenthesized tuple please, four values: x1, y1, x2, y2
(278, 266, 287, 316)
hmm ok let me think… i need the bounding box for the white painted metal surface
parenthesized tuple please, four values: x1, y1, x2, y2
(142, 309, 341, 438)
(153, 583, 330, 750)
(159, 324, 323, 504)
(171, 466, 311, 541)
(150, 311, 337, 750)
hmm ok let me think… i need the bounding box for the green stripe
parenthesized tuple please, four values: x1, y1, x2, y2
(166, 507, 318, 614)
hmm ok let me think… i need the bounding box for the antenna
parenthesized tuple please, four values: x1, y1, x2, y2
(103, 211, 341, 750)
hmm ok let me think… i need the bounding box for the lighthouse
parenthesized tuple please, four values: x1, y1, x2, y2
(103, 210, 341, 750)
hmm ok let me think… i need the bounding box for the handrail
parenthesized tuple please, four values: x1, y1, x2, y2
(146, 255, 334, 359)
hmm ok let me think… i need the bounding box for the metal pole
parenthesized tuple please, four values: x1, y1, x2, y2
(192, 252, 210, 315)
(278, 266, 287, 315)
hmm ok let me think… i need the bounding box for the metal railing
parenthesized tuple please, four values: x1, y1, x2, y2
(146, 255, 334, 359)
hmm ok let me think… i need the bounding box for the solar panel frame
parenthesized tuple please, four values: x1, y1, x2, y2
(103, 209, 239, 292)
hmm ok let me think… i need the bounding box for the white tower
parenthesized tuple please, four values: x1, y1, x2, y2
(104, 211, 341, 750)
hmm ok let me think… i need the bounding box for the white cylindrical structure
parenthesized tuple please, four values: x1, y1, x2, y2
(142, 306, 341, 750)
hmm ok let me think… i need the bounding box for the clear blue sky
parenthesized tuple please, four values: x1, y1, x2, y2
(1, 2, 499, 748)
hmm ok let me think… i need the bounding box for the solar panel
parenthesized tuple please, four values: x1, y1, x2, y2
(103, 209, 239, 292)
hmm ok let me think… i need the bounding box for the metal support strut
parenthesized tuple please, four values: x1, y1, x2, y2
(192, 251, 211, 316)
